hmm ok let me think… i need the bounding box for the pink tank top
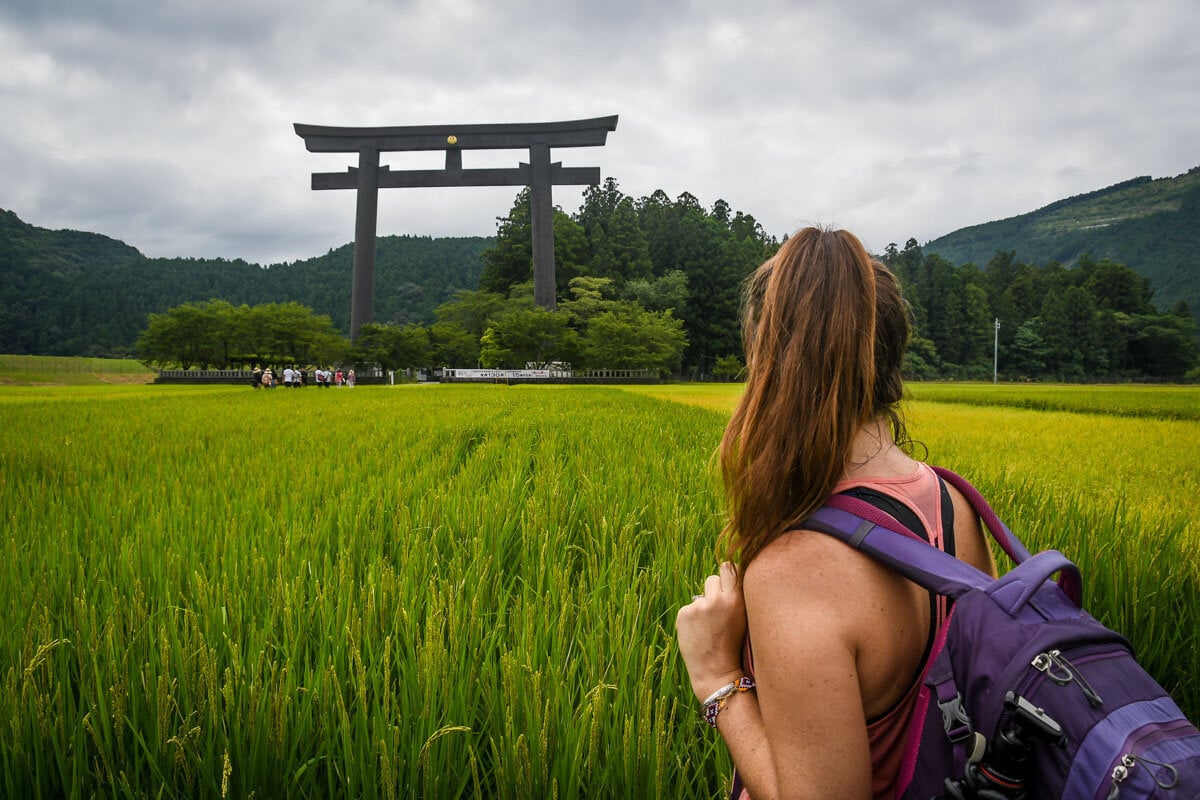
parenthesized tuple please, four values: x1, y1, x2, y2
(733, 463, 949, 800)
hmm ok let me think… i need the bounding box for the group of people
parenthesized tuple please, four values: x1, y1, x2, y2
(250, 366, 355, 389)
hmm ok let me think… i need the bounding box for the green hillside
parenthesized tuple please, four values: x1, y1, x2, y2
(0, 208, 489, 356)
(924, 167, 1200, 314)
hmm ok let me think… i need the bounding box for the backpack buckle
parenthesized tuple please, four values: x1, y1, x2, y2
(938, 693, 973, 743)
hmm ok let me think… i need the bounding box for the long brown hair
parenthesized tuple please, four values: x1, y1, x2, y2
(720, 227, 910, 567)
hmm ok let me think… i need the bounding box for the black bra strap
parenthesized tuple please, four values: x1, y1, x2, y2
(840, 475, 955, 724)
(939, 477, 956, 558)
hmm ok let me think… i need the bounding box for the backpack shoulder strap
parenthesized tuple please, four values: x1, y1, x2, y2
(927, 469, 1083, 604)
(809, 495, 1083, 606)
(931, 467, 1032, 564)
(806, 499, 993, 599)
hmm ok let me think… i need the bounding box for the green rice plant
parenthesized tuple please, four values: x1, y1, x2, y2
(0, 354, 157, 386)
(625, 380, 1200, 422)
(904, 401, 1198, 542)
(907, 381, 1200, 421)
(0, 385, 736, 798)
(0, 382, 1195, 799)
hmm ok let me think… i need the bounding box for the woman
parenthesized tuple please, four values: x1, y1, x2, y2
(676, 228, 996, 799)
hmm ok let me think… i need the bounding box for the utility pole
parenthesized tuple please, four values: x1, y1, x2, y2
(993, 318, 1000, 384)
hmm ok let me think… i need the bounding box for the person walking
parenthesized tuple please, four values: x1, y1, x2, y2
(675, 228, 996, 799)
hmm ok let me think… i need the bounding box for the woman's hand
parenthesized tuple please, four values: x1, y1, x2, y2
(676, 561, 749, 702)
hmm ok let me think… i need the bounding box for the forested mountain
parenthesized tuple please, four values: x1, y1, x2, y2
(259, 236, 490, 332)
(924, 167, 1200, 315)
(0, 207, 488, 356)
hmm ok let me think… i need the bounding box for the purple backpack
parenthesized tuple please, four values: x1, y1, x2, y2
(804, 467, 1200, 800)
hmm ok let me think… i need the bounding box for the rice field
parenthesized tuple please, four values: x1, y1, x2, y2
(907, 381, 1200, 421)
(1, 380, 1197, 799)
(0, 355, 157, 386)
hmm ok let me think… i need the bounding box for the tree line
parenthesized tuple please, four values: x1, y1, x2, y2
(136, 284, 692, 377)
(473, 179, 779, 375)
(137, 301, 347, 370)
(884, 239, 1199, 380)
(24, 172, 1194, 380)
(352, 177, 783, 376)
(138, 180, 778, 377)
(467, 181, 1197, 380)
(135, 289, 690, 377)
(136, 191, 1199, 381)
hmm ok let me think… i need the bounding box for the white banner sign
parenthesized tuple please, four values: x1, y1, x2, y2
(447, 369, 560, 379)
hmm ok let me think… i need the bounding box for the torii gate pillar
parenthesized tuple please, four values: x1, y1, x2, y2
(352, 147, 380, 339)
(528, 143, 554, 310)
(294, 115, 618, 339)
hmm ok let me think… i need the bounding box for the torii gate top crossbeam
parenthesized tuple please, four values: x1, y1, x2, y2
(293, 115, 618, 153)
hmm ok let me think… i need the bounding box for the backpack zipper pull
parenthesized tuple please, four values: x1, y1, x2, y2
(1031, 650, 1104, 707)
(1126, 753, 1180, 788)
(1031, 651, 1068, 681)
(1105, 753, 1181, 798)
(1106, 762, 1128, 800)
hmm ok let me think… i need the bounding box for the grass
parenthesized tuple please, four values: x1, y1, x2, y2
(618, 382, 744, 413)
(906, 381, 1200, 421)
(0, 354, 156, 386)
(0, 385, 731, 798)
(0, 380, 1196, 798)
(628, 379, 1200, 543)
(904, 401, 1199, 536)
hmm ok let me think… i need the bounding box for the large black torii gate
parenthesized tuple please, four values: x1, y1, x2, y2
(294, 115, 618, 339)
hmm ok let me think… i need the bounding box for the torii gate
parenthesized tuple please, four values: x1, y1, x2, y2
(294, 115, 618, 339)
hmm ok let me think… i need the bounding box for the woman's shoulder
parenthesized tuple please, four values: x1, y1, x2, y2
(742, 526, 895, 634)
(746, 526, 861, 581)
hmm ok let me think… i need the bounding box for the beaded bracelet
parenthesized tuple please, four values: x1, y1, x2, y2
(701, 676, 756, 728)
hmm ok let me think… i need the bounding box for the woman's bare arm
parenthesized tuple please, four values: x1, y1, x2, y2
(740, 532, 873, 798)
(676, 534, 876, 800)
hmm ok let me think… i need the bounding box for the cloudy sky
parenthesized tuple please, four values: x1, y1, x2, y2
(2, 0, 1197, 266)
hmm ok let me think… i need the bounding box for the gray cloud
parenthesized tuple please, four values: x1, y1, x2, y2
(1, 0, 1197, 264)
